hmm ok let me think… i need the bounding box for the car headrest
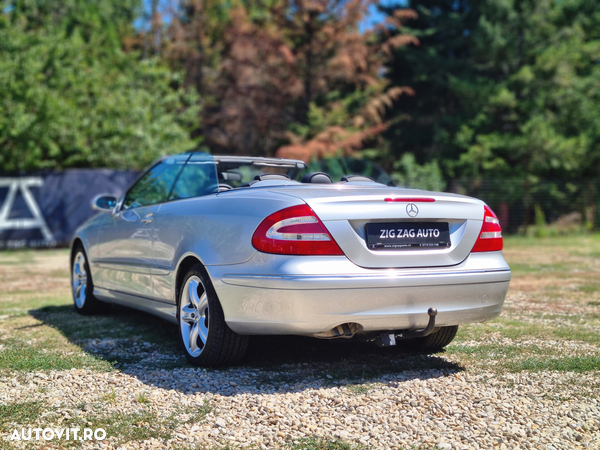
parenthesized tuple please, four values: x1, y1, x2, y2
(219, 171, 243, 182)
(301, 172, 333, 184)
(340, 175, 374, 183)
(254, 173, 291, 181)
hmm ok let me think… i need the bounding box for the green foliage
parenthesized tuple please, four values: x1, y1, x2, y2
(391, 153, 445, 191)
(299, 88, 383, 138)
(0, 1, 199, 171)
(454, 0, 600, 181)
(290, 98, 353, 141)
(384, 0, 600, 183)
(382, 0, 481, 167)
(6, 0, 141, 47)
(521, 201, 588, 238)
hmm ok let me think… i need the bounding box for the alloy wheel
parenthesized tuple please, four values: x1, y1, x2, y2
(180, 276, 210, 357)
(72, 251, 88, 308)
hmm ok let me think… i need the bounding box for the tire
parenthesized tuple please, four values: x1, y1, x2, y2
(406, 325, 459, 353)
(177, 263, 248, 367)
(71, 245, 109, 315)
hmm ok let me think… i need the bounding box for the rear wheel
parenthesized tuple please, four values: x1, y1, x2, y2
(71, 246, 109, 315)
(177, 264, 248, 366)
(405, 325, 459, 352)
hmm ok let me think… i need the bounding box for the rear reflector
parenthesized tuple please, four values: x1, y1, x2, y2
(471, 205, 503, 252)
(252, 204, 344, 255)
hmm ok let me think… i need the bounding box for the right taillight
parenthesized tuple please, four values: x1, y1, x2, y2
(472, 205, 503, 252)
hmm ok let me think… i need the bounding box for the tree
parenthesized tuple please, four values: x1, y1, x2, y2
(274, 4, 419, 162)
(164, 0, 299, 155)
(454, 0, 600, 181)
(384, 0, 600, 181)
(0, 0, 199, 171)
(163, 0, 417, 157)
(383, 0, 600, 226)
(381, 0, 483, 168)
(457, 0, 600, 227)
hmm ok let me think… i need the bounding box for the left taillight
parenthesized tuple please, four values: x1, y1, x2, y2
(252, 204, 344, 255)
(471, 205, 503, 252)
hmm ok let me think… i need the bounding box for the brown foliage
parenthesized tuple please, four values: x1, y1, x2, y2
(362, 86, 415, 124)
(277, 123, 387, 161)
(161, 0, 417, 157)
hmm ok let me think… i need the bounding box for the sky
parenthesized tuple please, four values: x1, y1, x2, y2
(363, 0, 407, 31)
(140, 0, 408, 33)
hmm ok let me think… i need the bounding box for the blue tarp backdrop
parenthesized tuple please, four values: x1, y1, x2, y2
(0, 170, 138, 249)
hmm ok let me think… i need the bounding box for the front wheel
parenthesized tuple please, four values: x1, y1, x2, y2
(177, 264, 248, 366)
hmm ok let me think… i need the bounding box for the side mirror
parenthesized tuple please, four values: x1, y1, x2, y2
(92, 194, 117, 212)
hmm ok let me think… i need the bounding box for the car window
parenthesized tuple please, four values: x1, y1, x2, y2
(123, 155, 189, 209)
(169, 152, 218, 200)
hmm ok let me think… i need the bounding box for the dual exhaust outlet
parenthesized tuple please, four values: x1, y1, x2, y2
(313, 307, 439, 346)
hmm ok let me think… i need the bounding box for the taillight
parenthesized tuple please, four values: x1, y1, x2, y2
(252, 204, 344, 255)
(472, 205, 503, 252)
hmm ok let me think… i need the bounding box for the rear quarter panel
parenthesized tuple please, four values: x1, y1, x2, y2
(151, 189, 303, 302)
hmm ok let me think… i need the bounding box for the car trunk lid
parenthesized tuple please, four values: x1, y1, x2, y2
(271, 185, 484, 269)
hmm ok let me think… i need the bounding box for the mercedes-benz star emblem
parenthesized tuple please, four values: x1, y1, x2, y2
(406, 203, 419, 217)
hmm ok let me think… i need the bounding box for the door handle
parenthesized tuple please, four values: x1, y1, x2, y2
(141, 214, 154, 224)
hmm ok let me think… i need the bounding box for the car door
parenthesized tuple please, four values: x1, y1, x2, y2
(150, 152, 219, 302)
(94, 154, 189, 298)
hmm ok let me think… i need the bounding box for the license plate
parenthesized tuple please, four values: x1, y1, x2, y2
(365, 222, 451, 250)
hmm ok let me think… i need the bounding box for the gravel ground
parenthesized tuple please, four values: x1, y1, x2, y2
(1, 365, 599, 449)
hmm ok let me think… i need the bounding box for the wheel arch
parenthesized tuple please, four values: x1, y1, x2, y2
(70, 237, 85, 268)
(175, 253, 206, 303)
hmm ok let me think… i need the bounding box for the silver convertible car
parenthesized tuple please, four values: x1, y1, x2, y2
(71, 152, 510, 366)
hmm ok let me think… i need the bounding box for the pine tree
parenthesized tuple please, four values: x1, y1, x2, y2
(382, 0, 483, 169)
(384, 0, 600, 226)
(384, 0, 600, 182)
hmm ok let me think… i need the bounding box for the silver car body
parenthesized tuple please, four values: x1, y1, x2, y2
(73, 155, 510, 337)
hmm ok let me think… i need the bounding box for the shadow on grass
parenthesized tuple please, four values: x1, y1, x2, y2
(28, 304, 464, 395)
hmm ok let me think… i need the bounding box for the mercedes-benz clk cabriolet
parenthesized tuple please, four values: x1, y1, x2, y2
(71, 152, 510, 366)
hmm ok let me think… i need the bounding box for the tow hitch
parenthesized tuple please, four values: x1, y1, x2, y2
(375, 307, 438, 347)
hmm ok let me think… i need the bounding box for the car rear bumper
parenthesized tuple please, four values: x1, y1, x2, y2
(207, 252, 511, 335)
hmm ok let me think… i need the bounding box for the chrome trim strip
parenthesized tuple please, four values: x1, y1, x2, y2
(93, 261, 150, 273)
(93, 260, 171, 275)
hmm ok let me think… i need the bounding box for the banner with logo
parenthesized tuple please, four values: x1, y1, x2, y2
(0, 170, 138, 249)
